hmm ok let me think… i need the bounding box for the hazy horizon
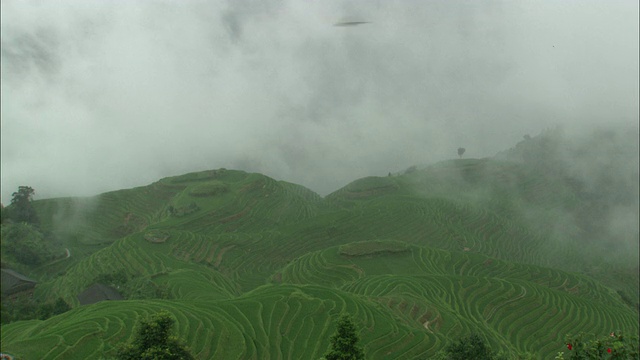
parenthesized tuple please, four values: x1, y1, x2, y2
(2, 0, 638, 202)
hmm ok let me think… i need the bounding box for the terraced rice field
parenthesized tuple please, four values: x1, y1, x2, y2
(2, 285, 440, 359)
(3, 163, 638, 359)
(279, 242, 636, 354)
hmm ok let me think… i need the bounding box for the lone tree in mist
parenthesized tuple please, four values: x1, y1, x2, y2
(323, 314, 365, 360)
(9, 186, 39, 224)
(457, 148, 466, 158)
(117, 310, 194, 360)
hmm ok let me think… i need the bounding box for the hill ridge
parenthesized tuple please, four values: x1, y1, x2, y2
(2, 130, 638, 359)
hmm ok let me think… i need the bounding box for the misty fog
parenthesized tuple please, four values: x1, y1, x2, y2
(1, 0, 638, 201)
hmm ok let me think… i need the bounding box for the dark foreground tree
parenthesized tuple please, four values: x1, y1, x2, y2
(433, 333, 508, 360)
(9, 186, 39, 224)
(118, 310, 194, 360)
(323, 314, 364, 360)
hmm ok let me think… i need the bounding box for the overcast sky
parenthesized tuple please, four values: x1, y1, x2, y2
(1, 0, 638, 201)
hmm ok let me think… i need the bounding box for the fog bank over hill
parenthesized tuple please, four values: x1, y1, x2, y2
(1, 0, 638, 201)
(499, 127, 639, 266)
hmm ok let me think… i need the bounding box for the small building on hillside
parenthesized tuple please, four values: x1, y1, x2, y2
(1, 269, 37, 298)
(77, 283, 124, 305)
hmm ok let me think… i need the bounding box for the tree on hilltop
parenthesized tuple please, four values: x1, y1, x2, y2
(117, 310, 194, 360)
(457, 147, 466, 158)
(323, 314, 365, 360)
(8, 186, 39, 224)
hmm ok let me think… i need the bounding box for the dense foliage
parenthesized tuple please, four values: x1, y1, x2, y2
(432, 333, 506, 360)
(323, 315, 365, 360)
(8, 186, 39, 224)
(556, 331, 640, 359)
(1, 296, 70, 324)
(1, 223, 54, 266)
(117, 311, 194, 360)
(1, 187, 61, 267)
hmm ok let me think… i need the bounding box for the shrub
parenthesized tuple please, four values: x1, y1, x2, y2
(324, 314, 364, 360)
(117, 311, 193, 360)
(442, 333, 496, 360)
(557, 331, 639, 359)
(432, 333, 508, 360)
(1, 223, 53, 265)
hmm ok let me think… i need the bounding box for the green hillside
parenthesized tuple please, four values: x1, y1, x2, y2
(1, 132, 638, 359)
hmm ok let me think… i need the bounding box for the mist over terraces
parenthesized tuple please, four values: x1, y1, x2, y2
(1, 130, 638, 359)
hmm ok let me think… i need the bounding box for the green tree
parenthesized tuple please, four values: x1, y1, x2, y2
(117, 310, 194, 360)
(1, 223, 52, 265)
(9, 186, 39, 224)
(324, 314, 365, 360)
(1, 296, 71, 324)
(434, 333, 504, 360)
(52, 297, 71, 316)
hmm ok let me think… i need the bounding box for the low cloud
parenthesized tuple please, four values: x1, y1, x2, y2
(1, 0, 638, 201)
